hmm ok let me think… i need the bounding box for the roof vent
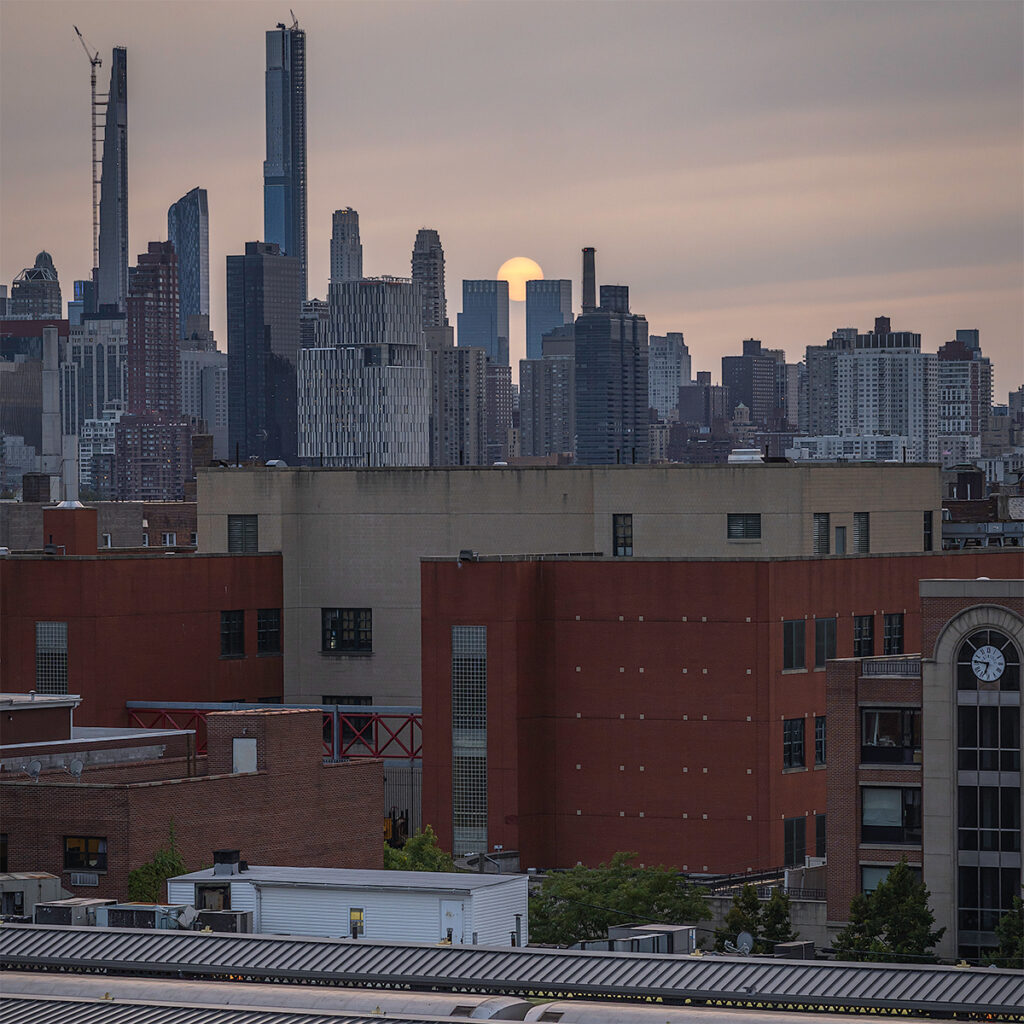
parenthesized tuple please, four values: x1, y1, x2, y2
(213, 849, 242, 875)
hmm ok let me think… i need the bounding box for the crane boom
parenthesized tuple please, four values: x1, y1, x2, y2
(74, 26, 104, 271)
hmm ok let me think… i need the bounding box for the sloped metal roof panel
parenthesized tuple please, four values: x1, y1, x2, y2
(1, 925, 1022, 1016)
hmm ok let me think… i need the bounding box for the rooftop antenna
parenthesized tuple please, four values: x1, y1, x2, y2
(73, 26, 106, 271)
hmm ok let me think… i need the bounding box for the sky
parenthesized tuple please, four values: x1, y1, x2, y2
(1, 0, 1021, 395)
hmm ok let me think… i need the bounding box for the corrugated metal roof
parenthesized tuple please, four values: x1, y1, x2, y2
(170, 867, 520, 893)
(1, 925, 1022, 1017)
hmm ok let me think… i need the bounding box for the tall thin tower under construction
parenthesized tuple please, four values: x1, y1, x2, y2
(97, 46, 128, 312)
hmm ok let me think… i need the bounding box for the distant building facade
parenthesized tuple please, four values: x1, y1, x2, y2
(180, 347, 228, 460)
(126, 242, 181, 417)
(60, 313, 128, 434)
(412, 229, 448, 330)
(722, 339, 776, 427)
(9, 252, 62, 320)
(330, 208, 362, 285)
(458, 281, 509, 365)
(167, 187, 210, 338)
(97, 47, 129, 312)
(648, 332, 690, 421)
(525, 279, 572, 360)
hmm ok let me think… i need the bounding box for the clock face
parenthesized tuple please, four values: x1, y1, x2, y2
(971, 645, 1006, 682)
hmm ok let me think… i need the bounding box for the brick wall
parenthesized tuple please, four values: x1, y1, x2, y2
(921, 594, 1024, 657)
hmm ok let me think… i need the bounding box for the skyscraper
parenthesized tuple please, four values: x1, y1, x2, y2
(97, 47, 128, 312)
(9, 252, 62, 320)
(167, 188, 210, 338)
(264, 19, 308, 298)
(721, 339, 776, 426)
(457, 281, 509, 365)
(525, 279, 572, 360)
(648, 332, 691, 421)
(412, 229, 448, 329)
(330, 208, 362, 285)
(227, 242, 302, 463)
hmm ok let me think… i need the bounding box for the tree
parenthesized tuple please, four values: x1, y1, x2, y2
(383, 825, 455, 872)
(990, 896, 1023, 969)
(714, 883, 798, 953)
(127, 824, 187, 903)
(832, 859, 945, 963)
(529, 852, 710, 946)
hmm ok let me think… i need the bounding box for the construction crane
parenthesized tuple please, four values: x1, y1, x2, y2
(74, 25, 105, 271)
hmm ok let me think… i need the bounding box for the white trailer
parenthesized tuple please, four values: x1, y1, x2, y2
(167, 860, 528, 946)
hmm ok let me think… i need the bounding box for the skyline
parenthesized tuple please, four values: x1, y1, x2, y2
(1, 1, 1021, 393)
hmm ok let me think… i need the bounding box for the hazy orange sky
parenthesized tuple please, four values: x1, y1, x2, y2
(2, 1, 1021, 394)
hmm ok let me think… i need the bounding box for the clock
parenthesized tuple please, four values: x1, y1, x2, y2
(971, 644, 1005, 682)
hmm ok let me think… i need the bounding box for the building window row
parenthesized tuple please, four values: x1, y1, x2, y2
(785, 612, 899, 671)
(219, 608, 281, 658)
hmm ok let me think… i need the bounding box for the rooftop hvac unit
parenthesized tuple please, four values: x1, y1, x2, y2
(96, 903, 198, 930)
(34, 898, 116, 927)
(197, 910, 253, 933)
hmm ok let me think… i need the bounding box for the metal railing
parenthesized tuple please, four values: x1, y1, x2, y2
(861, 658, 922, 677)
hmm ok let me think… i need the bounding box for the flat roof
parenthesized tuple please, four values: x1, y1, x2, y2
(170, 866, 521, 893)
(0, 693, 80, 710)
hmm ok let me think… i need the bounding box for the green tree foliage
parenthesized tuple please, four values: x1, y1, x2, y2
(383, 825, 455, 872)
(529, 852, 710, 946)
(832, 859, 945, 963)
(127, 824, 187, 904)
(714, 883, 798, 953)
(990, 896, 1023, 968)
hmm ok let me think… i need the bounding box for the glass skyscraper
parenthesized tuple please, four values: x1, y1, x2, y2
(97, 47, 128, 312)
(525, 279, 572, 360)
(457, 281, 509, 365)
(264, 20, 307, 299)
(167, 188, 210, 339)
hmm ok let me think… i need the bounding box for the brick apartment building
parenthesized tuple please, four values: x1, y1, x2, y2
(1, 697, 383, 899)
(827, 577, 1023, 961)
(0, 505, 282, 725)
(420, 549, 1021, 879)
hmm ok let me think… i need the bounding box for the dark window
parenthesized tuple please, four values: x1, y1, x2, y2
(854, 512, 870, 553)
(0, 834, 7, 873)
(861, 787, 921, 845)
(815, 716, 826, 765)
(957, 706, 1020, 773)
(862, 707, 921, 764)
(854, 614, 874, 658)
(957, 783, 1021, 854)
(783, 620, 805, 670)
(227, 514, 258, 553)
(958, 864, 1019, 940)
(923, 510, 933, 551)
(784, 817, 806, 867)
(814, 617, 836, 669)
(956, 630, 1020, 691)
(64, 836, 107, 872)
(815, 813, 826, 858)
(864, 863, 922, 892)
(322, 608, 372, 653)
(834, 525, 846, 554)
(727, 513, 761, 539)
(220, 610, 244, 657)
(257, 608, 281, 654)
(783, 718, 805, 769)
(813, 513, 830, 554)
(196, 883, 230, 911)
(883, 613, 904, 655)
(613, 514, 633, 557)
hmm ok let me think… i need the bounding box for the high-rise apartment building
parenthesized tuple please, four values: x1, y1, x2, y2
(936, 332, 992, 467)
(227, 242, 302, 463)
(525, 279, 572, 360)
(299, 298, 331, 349)
(458, 281, 509, 365)
(648, 332, 690, 420)
(803, 328, 857, 435)
(61, 312, 129, 434)
(330, 208, 362, 285)
(412, 229, 448, 329)
(722, 339, 776, 427)
(167, 188, 210, 338)
(126, 242, 181, 417)
(484, 363, 514, 464)
(264, 19, 307, 298)
(437, 343, 487, 466)
(519, 349, 575, 458)
(180, 347, 228, 460)
(297, 277, 429, 466)
(97, 47, 128, 312)
(9, 253, 62, 320)
(114, 410, 191, 501)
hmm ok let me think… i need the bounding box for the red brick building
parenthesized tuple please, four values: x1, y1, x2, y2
(1, 698, 383, 899)
(421, 549, 1021, 875)
(0, 506, 283, 725)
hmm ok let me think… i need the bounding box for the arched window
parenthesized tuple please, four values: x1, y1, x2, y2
(956, 629, 1020, 691)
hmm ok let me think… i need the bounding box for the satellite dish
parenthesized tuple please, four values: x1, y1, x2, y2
(69, 759, 84, 779)
(737, 931, 755, 955)
(26, 760, 42, 780)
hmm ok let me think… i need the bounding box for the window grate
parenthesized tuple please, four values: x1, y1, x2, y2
(727, 513, 761, 540)
(35, 622, 68, 694)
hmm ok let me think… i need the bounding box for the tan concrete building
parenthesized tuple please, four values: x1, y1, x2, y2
(197, 463, 942, 705)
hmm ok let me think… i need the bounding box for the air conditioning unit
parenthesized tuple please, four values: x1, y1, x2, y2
(34, 898, 116, 927)
(70, 872, 99, 887)
(198, 910, 253, 933)
(96, 903, 197, 930)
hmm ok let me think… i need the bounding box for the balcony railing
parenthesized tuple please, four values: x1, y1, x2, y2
(861, 658, 921, 678)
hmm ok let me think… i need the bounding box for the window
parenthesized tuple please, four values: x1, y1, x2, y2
(862, 708, 921, 764)
(190, 532, 197, 546)
(784, 817, 806, 867)
(727, 513, 761, 539)
(813, 513, 830, 554)
(35, 622, 68, 694)
(64, 836, 107, 872)
(815, 814, 826, 858)
(613, 514, 633, 557)
(923, 510, 933, 552)
(227, 514, 258, 553)
(452, 626, 488, 856)
(141, 533, 149, 547)
(349, 907, 365, 937)
(783, 620, 805, 670)
(956, 630, 1020, 691)
(321, 608, 372, 653)
(220, 610, 244, 657)
(815, 716, 826, 766)
(101, 533, 112, 548)
(883, 613, 904, 655)
(783, 718, 805, 769)
(861, 786, 921, 845)
(853, 615, 874, 658)
(853, 512, 870, 553)
(814, 618, 836, 669)
(196, 883, 230, 911)
(863, 863, 921, 892)
(957, 784, 1021, 854)
(957, 706, 1020, 773)
(958, 864, 1020, 939)
(257, 608, 281, 654)
(834, 525, 846, 555)
(162, 532, 176, 546)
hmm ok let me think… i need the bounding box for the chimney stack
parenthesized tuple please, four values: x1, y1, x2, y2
(581, 247, 596, 314)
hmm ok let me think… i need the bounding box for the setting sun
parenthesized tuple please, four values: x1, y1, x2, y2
(496, 256, 543, 301)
